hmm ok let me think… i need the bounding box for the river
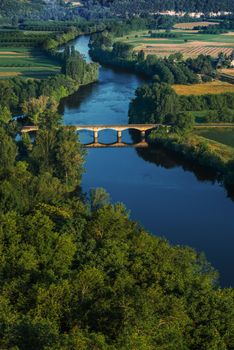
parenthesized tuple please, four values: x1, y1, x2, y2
(60, 35, 234, 286)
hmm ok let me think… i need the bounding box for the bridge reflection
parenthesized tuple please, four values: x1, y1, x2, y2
(83, 141, 149, 148)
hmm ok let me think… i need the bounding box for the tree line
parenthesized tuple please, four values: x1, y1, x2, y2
(0, 31, 52, 47)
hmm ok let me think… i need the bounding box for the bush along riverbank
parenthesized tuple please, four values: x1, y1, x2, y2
(149, 130, 234, 187)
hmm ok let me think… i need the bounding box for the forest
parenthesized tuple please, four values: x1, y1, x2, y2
(1, 86, 234, 349)
(89, 0, 234, 15)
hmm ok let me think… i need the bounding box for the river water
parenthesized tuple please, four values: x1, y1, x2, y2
(60, 36, 234, 286)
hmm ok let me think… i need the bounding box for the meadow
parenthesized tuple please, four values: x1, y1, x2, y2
(0, 47, 61, 78)
(195, 128, 234, 148)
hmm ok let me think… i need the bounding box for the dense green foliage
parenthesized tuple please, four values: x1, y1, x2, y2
(0, 31, 52, 47)
(85, 0, 234, 16)
(21, 19, 106, 33)
(0, 12, 234, 348)
(0, 109, 234, 349)
(129, 82, 234, 125)
(1, 0, 234, 22)
(0, 0, 43, 16)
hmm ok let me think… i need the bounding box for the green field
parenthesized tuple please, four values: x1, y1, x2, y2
(118, 30, 234, 47)
(195, 128, 234, 148)
(0, 47, 61, 78)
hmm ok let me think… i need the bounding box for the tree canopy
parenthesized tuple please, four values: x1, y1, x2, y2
(0, 98, 234, 349)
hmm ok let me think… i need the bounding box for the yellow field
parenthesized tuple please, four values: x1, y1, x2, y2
(134, 41, 234, 58)
(0, 72, 22, 77)
(173, 81, 234, 96)
(219, 68, 234, 77)
(173, 21, 219, 30)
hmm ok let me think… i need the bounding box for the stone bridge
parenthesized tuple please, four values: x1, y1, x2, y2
(21, 124, 165, 143)
(73, 124, 163, 142)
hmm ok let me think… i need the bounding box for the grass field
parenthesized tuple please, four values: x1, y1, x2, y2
(118, 29, 234, 58)
(172, 81, 234, 96)
(0, 48, 61, 78)
(195, 128, 234, 148)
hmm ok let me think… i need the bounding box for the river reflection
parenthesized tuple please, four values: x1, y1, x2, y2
(60, 35, 234, 287)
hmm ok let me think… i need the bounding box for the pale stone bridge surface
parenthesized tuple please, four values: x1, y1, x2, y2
(21, 124, 162, 133)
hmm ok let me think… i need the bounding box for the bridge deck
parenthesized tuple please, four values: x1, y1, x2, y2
(21, 123, 234, 134)
(21, 124, 161, 133)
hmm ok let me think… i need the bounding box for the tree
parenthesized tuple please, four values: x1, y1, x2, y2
(0, 106, 11, 125)
(22, 96, 59, 126)
(0, 126, 17, 177)
(89, 188, 110, 211)
(168, 111, 195, 134)
(55, 128, 86, 188)
(129, 83, 179, 124)
(112, 42, 133, 60)
(137, 50, 145, 62)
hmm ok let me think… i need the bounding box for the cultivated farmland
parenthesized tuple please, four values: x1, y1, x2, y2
(173, 81, 234, 96)
(0, 48, 61, 78)
(137, 41, 234, 58)
(173, 21, 219, 30)
(120, 29, 234, 59)
(219, 68, 234, 76)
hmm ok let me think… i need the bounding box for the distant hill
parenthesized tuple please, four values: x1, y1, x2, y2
(89, 0, 234, 13)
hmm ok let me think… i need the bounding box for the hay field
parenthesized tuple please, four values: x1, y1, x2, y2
(219, 68, 234, 77)
(136, 41, 234, 58)
(173, 81, 234, 96)
(173, 21, 219, 30)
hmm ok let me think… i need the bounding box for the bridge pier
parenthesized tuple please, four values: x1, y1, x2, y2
(141, 130, 146, 142)
(117, 130, 122, 143)
(93, 130, 98, 143)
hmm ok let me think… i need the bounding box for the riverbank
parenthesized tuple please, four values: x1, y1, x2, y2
(149, 131, 234, 187)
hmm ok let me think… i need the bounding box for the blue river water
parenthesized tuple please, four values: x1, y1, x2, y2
(60, 36, 234, 286)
